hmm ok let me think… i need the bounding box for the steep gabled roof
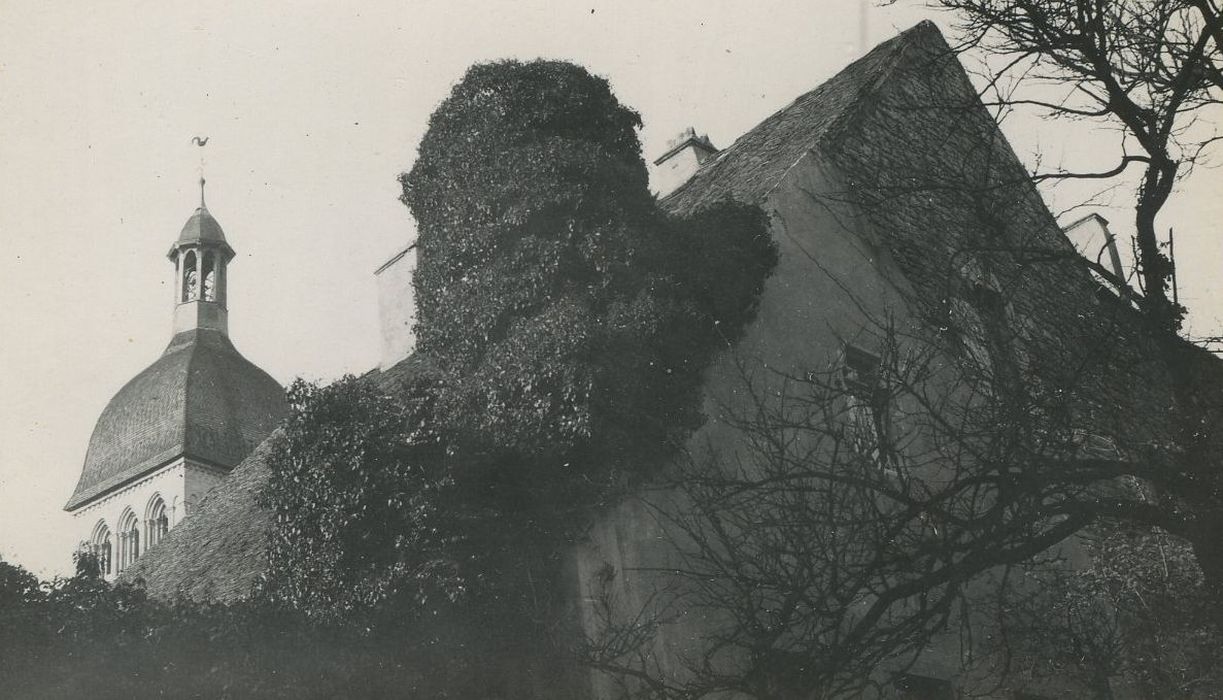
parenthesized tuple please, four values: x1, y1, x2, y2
(662, 20, 943, 216)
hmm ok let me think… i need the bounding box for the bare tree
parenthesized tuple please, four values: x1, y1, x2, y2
(914, 0, 1223, 331)
(579, 303, 1223, 698)
(988, 521, 1223, 698)
(573, 13, 1223, 694)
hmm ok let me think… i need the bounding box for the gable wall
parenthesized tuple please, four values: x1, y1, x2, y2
(574, 151, 927, 698)
(573, 26, 1194, 698)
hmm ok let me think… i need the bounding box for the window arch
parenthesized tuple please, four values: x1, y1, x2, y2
(145, 495, 169, 548)
(182, 250, 198, 302)
(89, 520, 112, 576)
(117, 508, 140, 571)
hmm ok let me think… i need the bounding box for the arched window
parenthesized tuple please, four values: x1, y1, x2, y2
(182, 250, 198, 302)
(202, 251, 216, 302)
(90, 520, 112, 576)
(146, 495, 169, 548)
(117, 509, 139, 571)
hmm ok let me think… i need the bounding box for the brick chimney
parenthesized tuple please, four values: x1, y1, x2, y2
(653, 126, 718, 197)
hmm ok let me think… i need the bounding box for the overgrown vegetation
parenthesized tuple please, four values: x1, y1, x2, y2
(2, 59, 775, 699)
(10, 22, 1220, 696)
(400, 60, 775, 516)
(256, 376, 454, 623)
(0, 554, 535, 699)
(254, 59, 774, 691)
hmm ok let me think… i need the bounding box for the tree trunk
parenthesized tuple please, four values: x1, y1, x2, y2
(1134, 161, 1181, 332)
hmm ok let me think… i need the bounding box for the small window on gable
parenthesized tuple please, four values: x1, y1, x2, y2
(842, 344, 881, 401)
(840, 343, 896, 471)
(949, 257, 1026, 391)
(894, 673, 955, 700)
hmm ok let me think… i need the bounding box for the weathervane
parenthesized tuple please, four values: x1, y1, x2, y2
(191, 135, 210, 208)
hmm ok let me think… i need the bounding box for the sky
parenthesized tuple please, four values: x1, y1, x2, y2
(1, 1, 1219, 578)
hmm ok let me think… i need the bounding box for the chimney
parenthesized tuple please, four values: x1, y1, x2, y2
(1062, 213, 1127, 288)
(374, 242, 417, 370)
(652, 126, 718, 197)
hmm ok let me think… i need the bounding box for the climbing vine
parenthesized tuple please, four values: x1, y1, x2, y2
(262, 59, 776, 632)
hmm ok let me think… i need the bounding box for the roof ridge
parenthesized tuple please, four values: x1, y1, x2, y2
(660, 21, 952, 213)
(815, 21, 950, 155)
(758, 25, 930, 204)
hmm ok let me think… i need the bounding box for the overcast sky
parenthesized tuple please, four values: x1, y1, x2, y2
(2, 1, 1220, 578)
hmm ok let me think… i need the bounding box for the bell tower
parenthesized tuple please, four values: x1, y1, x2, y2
(67, 177, 287, 580)
(168, 178, 235, 335)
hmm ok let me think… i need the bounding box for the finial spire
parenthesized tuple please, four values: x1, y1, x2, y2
(200, 177, 206, 209)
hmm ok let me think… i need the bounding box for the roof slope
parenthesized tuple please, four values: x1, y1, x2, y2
(121, 353, 433, 602)
(66, 329, 287, 511)
(662, 20, 930, 216)
(172, 206, 235, 259)
(667, 17, 1196, 454)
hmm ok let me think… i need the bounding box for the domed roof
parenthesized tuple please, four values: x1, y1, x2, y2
(169, 206, 235, 260)
(65, 329, 286, 511)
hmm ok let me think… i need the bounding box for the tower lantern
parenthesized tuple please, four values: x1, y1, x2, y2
(168, 178, 236, 335)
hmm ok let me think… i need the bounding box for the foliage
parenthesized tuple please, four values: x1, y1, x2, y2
(250, 59, 774, 691)
(11, 59, 777, 697)
(400, 59, 776, 518)
(256, 376, 455, 624)
(0, 555, 535, 699)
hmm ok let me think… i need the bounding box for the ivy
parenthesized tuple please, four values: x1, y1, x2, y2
(257, 377, 457, 623)
(262, 59, 776, 633)
(401, 59, 777, 519)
